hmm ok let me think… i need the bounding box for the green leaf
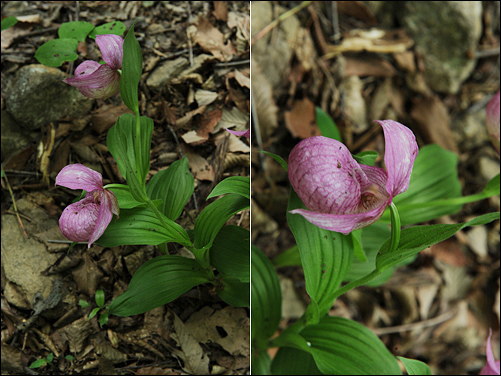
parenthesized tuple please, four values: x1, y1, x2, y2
(146, 156, 194, 220)
(79, 299, 91, 308)
(272, 245, 301, 268)
(351, 229, 367, 262)
(193, 193, 249, 250)
(207, 176, 250, 200)
(483, 173, 500, 196)
(89, 21, 126, 39)
(97, 206, 191, 247)
(381, 144, 462, 225)
(107, 114, 152, 202)
(95, 289, 105, 307)
(99, 312, 109, 327)
(58, 21, 95, 42)
(29, 358, 48, 368)
(217, 276, 249, 307)
(315, 107, 342, 141)
(251, 245, 282, 350)
(119, 20, 142, 114)
(34, 38, 79, 67)
(271, 347, 323, 375)
(353, 150, 378, 166)
(46, 353, 54, 363)
(65, 355, 74, 361)
(299, 316, 401, 375)
(260, 151, 288, 172)
(88, 307, 100, 320)
(107, 255, 211, 316)
(210, 225, 250, 282)
(1, 16, 18, 31)
(252, 350, 273, 376)
(397, 357, 431, 375)
(108, 184, 145, 209)
(287, 189, 353, 322)
(376, 212, 500, 273)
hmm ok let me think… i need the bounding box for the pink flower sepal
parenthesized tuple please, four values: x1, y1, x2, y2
(63, 34, 123, 100)
(56, 164, 119, 248)
(288, 120, 418, 234)
(486, 91, 500, 153)
(480, 329, 500, 375)
(226, 128, 250, 138)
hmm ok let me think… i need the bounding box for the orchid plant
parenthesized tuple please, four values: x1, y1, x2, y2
(252, 107, 500, 375)
(53, 22, 250, 321)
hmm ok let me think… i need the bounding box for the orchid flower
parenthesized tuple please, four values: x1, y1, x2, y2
(56, 164, 119, 248)
(288, 120, 418, 234)
(226, 128, 250, 138)
(63, 34, 123, 100)
(480, 328, 500, 375)
(486, 91, 500, 153)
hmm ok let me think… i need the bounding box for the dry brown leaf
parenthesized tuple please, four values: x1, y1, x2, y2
(195, 89, 218, 106)
(194, 16, 236, 61)
(284, 97, 320, 139)
(175, 105, 207, 130)
(171, 312, 210, 375)
(344, 55, 396, 77)
(233, 68, 250, 89)
(393, 51, 416, 73)
(180, 131, 206, 144)
(226, 76, 249, 113)
(410, 95, 458, 153)
(91, 104, 134, 134)
(196, 108, 223, 140)
(251, 58, 278, 142)
(181, 144, 215, 181)
(213, 1, 228, 21)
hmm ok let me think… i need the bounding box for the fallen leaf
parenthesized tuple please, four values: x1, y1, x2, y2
(213, 1, 228, 21)
(91, 104, 134, 134)
(284, 97, 320, 139)
(344, 55, 396, 77)
(181, 144, 215, 181)
(194, 16, 237, 61)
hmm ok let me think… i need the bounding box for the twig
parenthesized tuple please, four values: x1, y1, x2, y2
(1, 167, 28, 238)
(251, 1, 312, 46)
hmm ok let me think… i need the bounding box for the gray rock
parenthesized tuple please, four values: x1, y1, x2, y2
(399, 1, 482, 94)
(5, 64, 93, 131)
(1, 110, 32, 162)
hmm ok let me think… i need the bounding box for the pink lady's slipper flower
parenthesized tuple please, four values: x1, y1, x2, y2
(486, 91, 500, 153)
(63, 34, 123, 100)
(480, 329, 500, 375)
(288, 120, 418, 234)
(226, 128, 250, 138)
(56, 164, 119, 248)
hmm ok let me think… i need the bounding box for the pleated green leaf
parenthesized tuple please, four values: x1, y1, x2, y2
(251, 350, 273, 376)
(97, 206, 191, 247)
(271, 347, 323, 375)
(377, 212, 500, 273)
(397, 357, 431, 375)
(299, 316, 401, 375)
(193, 193, 249, 250)
(207, 176, 250, 200)
(146, 156, 194, 220)
(287, 189, 353, 322)
(210, 225, 250, 282)
(217, 275, 249, 307)
(315, 107, 341, 141)
(119, 20, 142, 114)
(108, 255, 211, 316)
(251, 244, 282, 350)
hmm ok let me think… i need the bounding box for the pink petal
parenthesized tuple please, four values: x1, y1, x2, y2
(288, 136, 372, 215)
(226, 128, 250, 138)
(96, 34, 123, 70)
(88, 190, 115, 247)
(289, 204, 387, 235)
(480, 329, 500, 375)
(486, 91, 500, 152)
(375, 120, 419, 199)
(55, 164, 103, 192)
(59, 197, 100, 243)
(64, 63, 120, 100)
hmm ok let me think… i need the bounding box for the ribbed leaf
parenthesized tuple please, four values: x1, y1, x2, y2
(108, 255, 211, 316)
(315, 106, 341, 141)
(299, 316, 401, 375)
(97, 206, 191, 247)
(210, 225, 249, 282)
(397, 357, 431, 375)
(217, 275, 249, 307)
(207, 176, 250, 200)
(193, 193, 249, 250)
(271, 347, 322, 375)
(119, 20, 142, 113)
(146, 156, 194, 220)
(251, 244, 281, 350)
(287, 189, 353, 322)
